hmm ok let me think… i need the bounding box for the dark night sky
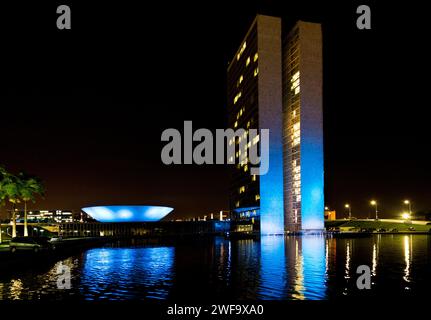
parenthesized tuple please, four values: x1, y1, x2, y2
(1, 0, 430, 220)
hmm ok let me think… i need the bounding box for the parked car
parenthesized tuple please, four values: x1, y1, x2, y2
(9, 236, 53, 253)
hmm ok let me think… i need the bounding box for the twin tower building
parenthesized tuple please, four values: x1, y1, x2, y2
(227, 15, 324, 234)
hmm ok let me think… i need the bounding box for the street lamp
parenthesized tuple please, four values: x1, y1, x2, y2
(402, 212, 411, 220)
(345, 204, 352, 219)
(404, 200, 412, 215)
(370, 200, 378, 220)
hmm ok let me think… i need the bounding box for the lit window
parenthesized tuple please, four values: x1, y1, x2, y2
(247, 121, 250, 128)
(235, 201, 240, 208)
(238, 75, 243, 86)
(244, 165, 248, 172)
(239, 186, 246, 194)
(234, 121, 238, 128)
(254, 53, 258, 62)
(255, 194, 260, 201)
(233, 92, 242, 104)
(292, 122, 300, 146)
(246, 57, 251, 66)
(291, 71, 300, 95)
(254, 68, 259, 77)
(237, 42, 247, 61)
(252, 175, 256, 181)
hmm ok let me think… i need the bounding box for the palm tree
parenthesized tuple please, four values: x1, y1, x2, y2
(0, 166, 8, 243)
(19, 173, 45, 237)
(1, 172, 22, 238)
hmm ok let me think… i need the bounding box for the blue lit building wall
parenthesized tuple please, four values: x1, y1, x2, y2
(298, 21, 324, 231)
(257, 16, 285, 235)
(259, 140, 285, 235)
(300, 140, 324, 230)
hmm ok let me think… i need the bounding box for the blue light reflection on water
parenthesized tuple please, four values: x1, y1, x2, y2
(80, 246, 174, 300)
(3, 235, 431, 301)
(259, 236, 287, 300)
(259, 236, 327, 300)
(301, 236, 327, 299)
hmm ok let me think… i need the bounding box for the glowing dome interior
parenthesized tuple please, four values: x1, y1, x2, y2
(81, 206, 173, 223)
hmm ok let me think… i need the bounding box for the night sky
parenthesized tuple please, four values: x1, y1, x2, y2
(1, 0, 429, 220)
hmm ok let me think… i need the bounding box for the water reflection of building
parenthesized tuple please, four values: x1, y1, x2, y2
(285, 236, 304, 299)
(323, 237, 353, 297)
(224, 239, 261, 300)
(301, 236, 327, 299)
(81, 247, 175, 300)
(259, 236, 287, 299)
(260, 236, 327, 300)
(326, 237, 337, 275)
(0, 256, 78, 300)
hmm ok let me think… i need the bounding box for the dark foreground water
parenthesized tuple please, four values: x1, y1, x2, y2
(1, 235, 431, 300)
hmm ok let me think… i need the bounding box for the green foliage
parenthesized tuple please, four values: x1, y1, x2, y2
(0, 166, 45, 211)
(18, 172, 45, 203)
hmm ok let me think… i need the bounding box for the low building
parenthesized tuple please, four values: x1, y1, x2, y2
(12, 209, 77, 223)
(59, 220, 230, 238)
(324, 210, 336, 220)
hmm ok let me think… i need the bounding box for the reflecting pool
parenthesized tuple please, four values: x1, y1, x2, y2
(1, 235, 431, 300)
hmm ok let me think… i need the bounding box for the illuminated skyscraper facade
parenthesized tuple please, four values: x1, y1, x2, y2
(228, 15, 324, 234)
(227, 15, 284, 235)
(283, 21, 324, 232)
